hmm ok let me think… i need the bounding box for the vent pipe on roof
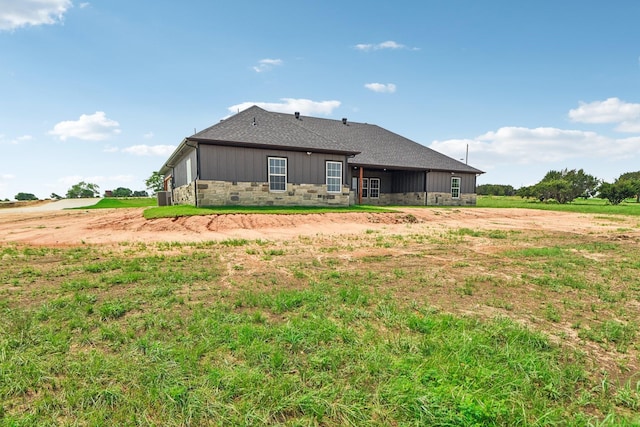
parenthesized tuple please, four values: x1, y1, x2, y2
(342, 118, 348, 125)
(294, 111, 300, 119)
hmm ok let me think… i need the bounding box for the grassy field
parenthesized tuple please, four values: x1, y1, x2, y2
(77, 198, 158, 209)
(143, 195, 640, 218)
(2, 220, 640, 425)
(78, 195, 640, 218)
(477, 195, 640, 215)
(70, 197, 395, 217)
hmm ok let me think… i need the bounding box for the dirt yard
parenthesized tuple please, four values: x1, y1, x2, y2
(0, 207, 636, 246)
(2, 206, 639, 383)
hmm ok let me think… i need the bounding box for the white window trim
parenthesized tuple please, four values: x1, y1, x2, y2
(186, 158, 192, 183)
(361, 178, 368, 198)
(369, 178, 380, 199)
(326, 161, 343, 193)
(451, 177, 461, 199)
(268, 157, 287, 192)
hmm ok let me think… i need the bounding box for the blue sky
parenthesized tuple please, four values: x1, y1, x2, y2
(2, 0, 640, 199)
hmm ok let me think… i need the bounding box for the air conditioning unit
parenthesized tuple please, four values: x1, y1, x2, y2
(157, 191, 172, 206)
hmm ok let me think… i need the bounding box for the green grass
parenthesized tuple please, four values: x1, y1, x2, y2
(73, 195, 640, 217)
(1, 233, 640, 425)
(76, 197, 157, 209)
(143, 204, 396, 219)
(478, 195, 640, 215)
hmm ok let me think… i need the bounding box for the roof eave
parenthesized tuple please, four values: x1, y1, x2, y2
(187, 137, 360, 156)
(348, 161, 426, 171)
(348, 160, 484, 174)
(159, 138, 192, 175)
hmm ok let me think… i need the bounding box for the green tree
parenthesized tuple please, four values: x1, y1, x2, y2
(15, 192, 38, 201)
(132, 190, 149, 197)
(617, 171, 640, 202)
(145, 171, 164, 195)
(66, 181, 100, 198)
(111, 187, 133, 197)
(476, 184, 515, 196)
(598, 181, 636, 205)
(518, 169, 599, 204)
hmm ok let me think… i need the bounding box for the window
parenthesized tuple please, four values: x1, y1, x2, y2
(186, 158, 192, 183)
(361, 178, 368, 198)
(451, 177, 461, 198)
(268, 157, 287, 192)
(326, 161, 342, 193)
(369, 178, 380, 198)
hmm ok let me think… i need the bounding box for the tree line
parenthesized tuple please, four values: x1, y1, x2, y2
(479, 169, 640, 205)
(10, 172, 165, 202)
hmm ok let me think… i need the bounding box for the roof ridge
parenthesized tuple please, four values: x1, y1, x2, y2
(191, 105, 266, 138)
(271, 110, 345, 146)
(271, 110, 369, 126)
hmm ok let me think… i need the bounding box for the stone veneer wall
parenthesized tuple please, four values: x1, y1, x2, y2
(426, 192, 477, 206)
(174, 183, 476, 207)
(172, 182, 195, 205)
(180, 180, 351, 206)
(349, 192, 427, 206)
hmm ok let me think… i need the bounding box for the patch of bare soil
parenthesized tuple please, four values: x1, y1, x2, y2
(0, 207, 636, 246)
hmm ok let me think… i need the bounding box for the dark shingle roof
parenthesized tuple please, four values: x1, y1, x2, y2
(188, 106, 357, 154)
(164, 105, 482, 174)
(271, 111, 483, 173)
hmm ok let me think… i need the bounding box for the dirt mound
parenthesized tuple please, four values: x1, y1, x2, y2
(0, 199, 52, 210)
(0, 207, 636, 246)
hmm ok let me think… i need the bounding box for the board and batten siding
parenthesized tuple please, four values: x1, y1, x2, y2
(346, 169, 425, 193)
(172, 149, 197, 187)
(391, 170, 425, 193)
(426, 171, 476, 193)
(198, 145, 347, 185)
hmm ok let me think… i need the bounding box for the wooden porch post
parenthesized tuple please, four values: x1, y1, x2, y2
(358, 167, 363, 205)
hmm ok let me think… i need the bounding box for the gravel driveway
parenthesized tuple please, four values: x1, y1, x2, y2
(0, 198, 100, 214)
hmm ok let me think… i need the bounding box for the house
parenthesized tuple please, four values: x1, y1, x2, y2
(159, 106, 483, 207)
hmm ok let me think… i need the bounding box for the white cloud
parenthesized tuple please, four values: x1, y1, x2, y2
(1, 134, 32, 145)
(103, 145, 119, 153)
(354, 40, 418, 52)
(364, 83, 396, 93)
(568, 97, 640, 132)
(228, 98, 341, 116)
(49, 111, 121, 141)
(253, 58, 283, 73)
(0, 0, 72, 31)
(122, 144, 176, 156)
(143, 131, 154, 139)
(430, 126, 637, 172)
(10, 135, 33, 144)
(616, 121, 640, 133)
(79, 2, 90, 8)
